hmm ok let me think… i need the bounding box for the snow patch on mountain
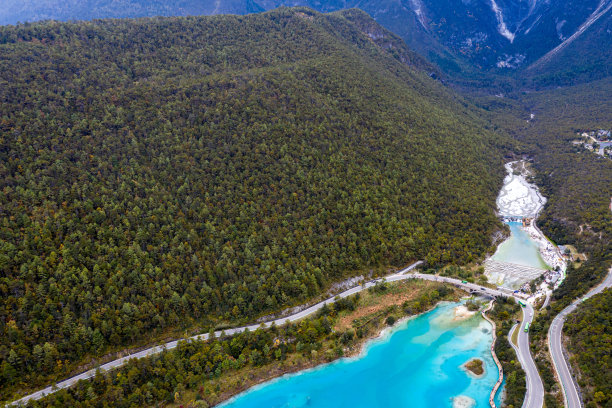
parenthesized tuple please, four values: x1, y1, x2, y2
(409, 0, 427, 28)
(524, 14, 542, 34)
(555, 19, 567, 40)
(489, 0, 515, 42)
(213, 0, 221, 15)
(527, 0, 538, 15)
(496, 53, 526, 68)
(462, 32, 488, 50)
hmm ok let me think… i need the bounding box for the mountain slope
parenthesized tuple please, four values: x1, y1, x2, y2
(2, 0, 610, 78)
(525, 3, 612, 86)
(564, 289, 612, 407)
(0, 0, 261, 25)
(0, 8, 508, 398)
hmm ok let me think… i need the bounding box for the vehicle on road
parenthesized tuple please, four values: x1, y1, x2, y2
(524, 322, 530, 332)
(462, 280, 468, 284)
(519, 300, 526, 307)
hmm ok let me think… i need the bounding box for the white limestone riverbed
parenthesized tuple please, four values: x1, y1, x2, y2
(496, 162, 545, 218)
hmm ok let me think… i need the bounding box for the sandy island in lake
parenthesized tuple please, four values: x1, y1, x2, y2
(453, 305, 476, 321)
(452, 395, 476, 408)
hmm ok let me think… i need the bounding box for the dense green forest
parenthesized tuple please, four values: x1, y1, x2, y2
(564, 290, 612, 408)
(520, 81, 612, 306)
(21, 300, 357, 408)
(477, 78, 612, 267)
(522, 78, 612, 243)
(0, 8, 510, 399)
(17, 280, 460, 407)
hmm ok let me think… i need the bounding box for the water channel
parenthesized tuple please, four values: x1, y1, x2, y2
(492, 222, 548, 269)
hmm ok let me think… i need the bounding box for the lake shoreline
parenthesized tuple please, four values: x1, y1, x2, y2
(215, 299, 464, 407)
(502, 161, 565, 278)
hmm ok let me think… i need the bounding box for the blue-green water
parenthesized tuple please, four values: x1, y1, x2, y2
(492, 222, 548, 269)
(220, 302, 502, 408)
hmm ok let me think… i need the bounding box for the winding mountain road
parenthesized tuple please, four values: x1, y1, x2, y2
(7, 261, 543, 407)
(548, 267, 612, 408)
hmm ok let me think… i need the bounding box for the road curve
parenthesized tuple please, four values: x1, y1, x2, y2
(548, 267, 612, 408)
(506, 305, 545, 408)
(7, 261, 540, 407)
(517, 303, 545, 408)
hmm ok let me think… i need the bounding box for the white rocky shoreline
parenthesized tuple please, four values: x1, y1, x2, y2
(496, 161, 545, 219)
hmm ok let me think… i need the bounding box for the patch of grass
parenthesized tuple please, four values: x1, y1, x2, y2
(334, 279, 461, 331)
(511, 322, 520, 347)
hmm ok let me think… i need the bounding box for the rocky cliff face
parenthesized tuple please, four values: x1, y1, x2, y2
(389, 0, 609, 70)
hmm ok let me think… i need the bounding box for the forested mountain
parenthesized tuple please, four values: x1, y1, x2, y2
(0, 8, 510, 399)
(564, 289, 612, 407)
(2, 0, 610, 406)
(2, 0, 610, 83)
(0, 0, 262, 25)
(524, 6, 612, 87)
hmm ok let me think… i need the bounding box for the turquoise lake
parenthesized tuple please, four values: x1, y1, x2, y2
(492, 222, 548, 269)
(219, 302, 503, 408)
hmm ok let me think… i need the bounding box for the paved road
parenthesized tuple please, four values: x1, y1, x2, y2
(7, 261, 541, 407)
(506, 308, 545, 408)
(548, 267, 612, 408)
(412, 274, 544, 408)
(517, 303, 545, 408)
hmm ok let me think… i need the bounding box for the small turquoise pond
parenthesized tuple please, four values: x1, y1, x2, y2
(219, 302, 503, 408)
(492, 222, 548, 269)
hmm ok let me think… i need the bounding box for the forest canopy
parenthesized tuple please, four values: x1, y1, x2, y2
(0, 8, 507, 397)
(564, 290, 612, 408)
